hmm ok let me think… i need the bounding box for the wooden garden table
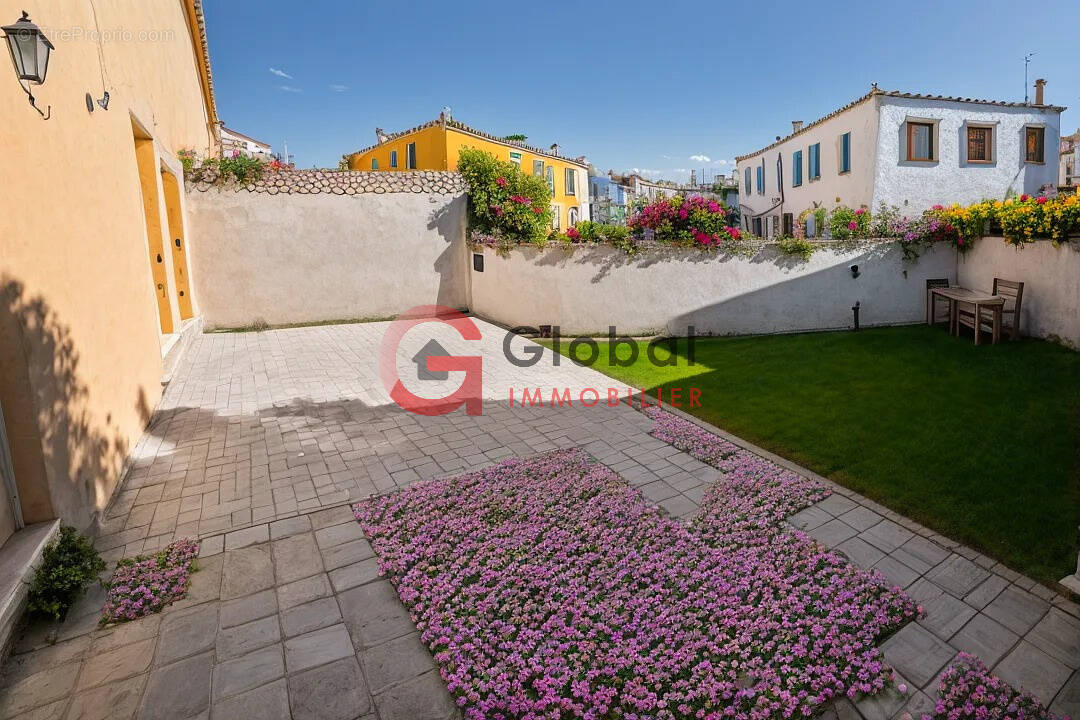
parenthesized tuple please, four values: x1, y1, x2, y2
(928, 287, 1005, 345)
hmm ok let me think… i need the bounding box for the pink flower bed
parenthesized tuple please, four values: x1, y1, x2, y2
(924, 653, 1065, 720)
(101, 538, 200, 623)
(355, 437, 920, 719)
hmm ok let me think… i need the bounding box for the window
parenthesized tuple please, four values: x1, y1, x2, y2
(533, 159, 544, 176)
(840, 132, 851, 173)
(805, 214, 816, 238)
(564, 168, 576, 195)
(405, 142, 417, 169)
(966, 126, 992, 163)
(371, 158, 378, 170)
(792, 150, 803, 187)
(552, 205, 560, 230)
(568, 207, 579, 225)
(906, 122, 934, 161)
(752, 217, 762, 236)
(1026, 126, 1045, 163)
(782, 213, 794, 236)
(546, 166, 555, 196)
(509, 151, 522, 167)
(744, 167, 751, 193)
(756, 165, 764, 194)
(389, 150, 398, 168)
(808, 143, 821, 180)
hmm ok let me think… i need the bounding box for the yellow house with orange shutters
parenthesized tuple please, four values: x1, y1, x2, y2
(348, 114, 590, 230)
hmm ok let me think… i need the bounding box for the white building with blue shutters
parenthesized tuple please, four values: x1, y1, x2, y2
(735, 82, 1063, 239)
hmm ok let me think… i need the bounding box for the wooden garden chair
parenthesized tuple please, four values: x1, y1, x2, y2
(926, 278, 950, 326)
(957, 278, 1024, 342)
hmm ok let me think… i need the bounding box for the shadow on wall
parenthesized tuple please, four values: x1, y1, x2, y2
(0, 277, 138, 529)
(428, 196, 469, 310)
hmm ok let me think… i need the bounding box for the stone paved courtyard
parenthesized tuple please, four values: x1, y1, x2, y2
(1, 320, 1077, 719)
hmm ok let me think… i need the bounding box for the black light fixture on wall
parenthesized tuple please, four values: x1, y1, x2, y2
(2, 11, 54, 119)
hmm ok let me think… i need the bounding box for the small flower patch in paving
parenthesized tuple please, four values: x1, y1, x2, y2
(101, 538, 199, 623)
(921, 652, 1067, 720)
(356, 440, 919, 719)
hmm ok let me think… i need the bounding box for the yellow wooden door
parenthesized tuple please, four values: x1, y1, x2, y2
(161, 171, 194, 320)
(133, 133, 173, 334)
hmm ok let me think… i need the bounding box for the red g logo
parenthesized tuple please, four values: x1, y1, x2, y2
(379, 306, 483, 416)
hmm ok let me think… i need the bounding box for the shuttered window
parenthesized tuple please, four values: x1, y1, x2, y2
(546, 166, 555, 196)
(371, 158, 378, 170)
(792, 150, 803, 187)
(756, 165, 764, 194)
(840, 132, 851, 173)
(809, 144, 821, 179)
(390, 150, 398, 168)
(405, 142, 417, 169)
(744, 167, 751, 193)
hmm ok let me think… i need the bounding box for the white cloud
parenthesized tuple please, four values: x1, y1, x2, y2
(279, 85, 302, 93)
(329, 84, 348, 92)
(269, 67, 293, 79)
(689, 154, 711, 163)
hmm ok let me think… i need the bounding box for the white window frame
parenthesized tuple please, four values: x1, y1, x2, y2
(564, 168, 576, 195)
(389, 149, 398, 168)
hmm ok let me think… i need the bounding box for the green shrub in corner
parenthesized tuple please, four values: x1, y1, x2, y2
(27, 525, 106, 621)
(458, 147, 553, 245)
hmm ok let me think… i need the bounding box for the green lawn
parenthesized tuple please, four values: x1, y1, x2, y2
(541, 326, 1080, 585)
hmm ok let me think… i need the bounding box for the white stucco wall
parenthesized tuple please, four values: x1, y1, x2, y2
(186, 189, 469, 329)
(872, 97, 1061, 212)
(469, 242, 957, 336)
(736, 99, 879, 234)
(958, 239, 1080, 348)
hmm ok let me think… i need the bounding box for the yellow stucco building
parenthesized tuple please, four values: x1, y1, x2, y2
(0, 0, 217, 549)
(348, 116, 590, 230)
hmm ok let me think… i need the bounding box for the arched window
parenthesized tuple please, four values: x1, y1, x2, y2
(568, 207, 579, 226)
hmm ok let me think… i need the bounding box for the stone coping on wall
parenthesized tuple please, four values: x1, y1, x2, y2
(189, 169, 467, 196)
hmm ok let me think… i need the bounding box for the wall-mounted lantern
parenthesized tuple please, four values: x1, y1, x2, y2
(3, 11, 54, 118)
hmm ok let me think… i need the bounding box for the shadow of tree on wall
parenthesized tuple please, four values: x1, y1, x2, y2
(427, 196, 469, 310)
(1, 277, 132, 529)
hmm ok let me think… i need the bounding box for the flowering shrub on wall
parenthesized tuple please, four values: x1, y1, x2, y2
(458, 147, 553, 248)
(827, 205, 872, 240)
(937, 193, 1080, 247)
(101, 538, 199, 623)
(628, 194, 741, 248)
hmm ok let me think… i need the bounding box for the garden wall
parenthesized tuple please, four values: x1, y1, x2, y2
(468, 242, 957, 336)
(959, 239, 1080, 348)
(185, 171, 469, 329)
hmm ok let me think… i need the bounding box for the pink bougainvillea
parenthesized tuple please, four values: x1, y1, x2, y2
(355, 411, 921, 719)
(101, 538, 200, 623)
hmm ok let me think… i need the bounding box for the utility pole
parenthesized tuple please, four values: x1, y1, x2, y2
(1024, 52, 1036, 103)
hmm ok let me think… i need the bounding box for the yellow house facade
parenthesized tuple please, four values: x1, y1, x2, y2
(348, 116, 590, 230)
(0, 0, 217, 546)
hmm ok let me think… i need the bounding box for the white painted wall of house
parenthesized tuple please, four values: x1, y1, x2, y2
(737, 100, 879, 233)
(871, 97, 1061, 212)
(469, 242, 956, 336)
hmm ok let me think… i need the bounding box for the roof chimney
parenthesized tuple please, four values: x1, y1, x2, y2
(1034, 78, 1046, 106)
(550, 143, 560, 155)
(792, 120, 804, 133)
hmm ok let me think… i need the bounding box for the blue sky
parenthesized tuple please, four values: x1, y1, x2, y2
(204, 0, 1080, 181)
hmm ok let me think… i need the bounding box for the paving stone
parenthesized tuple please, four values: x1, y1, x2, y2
(3, 698, 66, 719)
(277, 573, 332, 611)
(216, 615, 281, 661)
(314, 522, 366, 549)
(2, 636, 89, 686)
(372, 669, 457, 720)
(66, 672, 145, 720)
(156, 605, 218, 666)
(918, 592, 977, 641)
(328, 558, 381, 592)
(77, 637, 155, 690)
(896, 535, 950, 569)
(861, 520, 915, 554)
(994, 640, 1072, 706)
(1027, 608, 1080, 668)
(815, 494, 859, 517)
(926, 554, 990, 597)
(210, 678, 290, 720)
(212, 644, 284, 701)
(308, 505, 358, 530)
(288, 656, 370, 720)
(963, 574, 1009, 610)
(788, 506, 832, 532)
(197, 535, 223, 558)
(139, 652, 213, 720)
(281, 597, 343, 638)
(0, 661, 80, 718)
(320, 538, 375, 571)
(1050, 670, 1080, 719)
(872, 555, 920, 589)
(271, 532, 324, 584)
(339, 580, 415, 650)
(808, 518, 857, 547)
(268, 515, 311, 540)
(224, 524, 269, 551)
(360, 633, 437, 695)
(896, 688, 937, 720)
(836, 506, 884, 532)
(169, 554, 222, 610)
(949, 613, 1019, 667)
(658, 493, 699, 518)
(219, 589, 278, 628)
(220, 544, 274, 600)
(283, 623, 355, 674)
(853, 670, 909, 720)
(880, 623, 957, 688)
(983, 585, 1050, 635)
(834, 537, 885, 569)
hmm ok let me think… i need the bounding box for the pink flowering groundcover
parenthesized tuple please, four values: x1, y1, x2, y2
(355, 433, 922, 719)
(101, 537, 200, 623)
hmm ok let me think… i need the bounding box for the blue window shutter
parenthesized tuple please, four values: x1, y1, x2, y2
(793, 151, 802, 186)
(841, 133, 850, 173)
